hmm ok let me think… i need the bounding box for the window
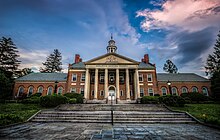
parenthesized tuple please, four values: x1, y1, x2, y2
(17, 86, 24, 97)
(120, 90, 123, 96)
(181, 87, 188, 93)
(38, 86, 43, 93)
(161, 87, 167, 96)
(192, 87, 198, 93)
(28, 86, 34, 96)
(202, 87, 208, 96)
(139, 74, 143, 82)
(91, 73, 95, 83)
(100, 90, 104, 96)
(172, 87, 178, 95)
(148, 88, 154, 96)
(147, 74, 152, 82)
(91, 90, 94, 96)
(119, 74, 124, 84)
(130, 90, 133, 96)
(47, 86, 53, 95)
(72, 74, 77, 82)
(81, 74, 85, 82)
(71, 88, 76, 93)
(109, 73, 115, 83)
(100, 73, 104, 83)
(58, 87, 63, 95)
(140, 88, 144, 97)
(80, 88, 84, 96)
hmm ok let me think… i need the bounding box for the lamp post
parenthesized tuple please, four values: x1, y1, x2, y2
(167, 80, 172, 95)
(54, 81, 58, 94)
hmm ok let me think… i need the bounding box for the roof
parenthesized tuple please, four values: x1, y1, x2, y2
(157, 73, 209, 82)
(138, 62, 155, 69)
(70, 62, 85, 69)
(85, 52, 139, 64)
(15, 73, 67, 82)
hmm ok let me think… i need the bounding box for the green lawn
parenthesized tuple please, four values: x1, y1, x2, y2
(0, 103, 43, 126)
(171, 104, 220, 126)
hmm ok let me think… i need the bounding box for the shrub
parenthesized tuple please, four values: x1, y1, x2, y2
(159, 95, 185, 107)
(69, 98, 77, 104)
(63, 93, 83, 103)
(141, 96, 159, 104)
(154, 94, 160, 97)
(21, 96, 40, 104)
(180, 92, 211, 103)
(40, 95, 68, 107)
(0, 114, 23, 126)
(31, 93, 42, 97)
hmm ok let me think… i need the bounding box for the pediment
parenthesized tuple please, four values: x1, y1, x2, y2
(85, 53, 139, 65)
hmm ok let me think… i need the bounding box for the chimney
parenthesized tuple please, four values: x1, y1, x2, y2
(142, 54, 149, 63)
(75, 54, 80, 63)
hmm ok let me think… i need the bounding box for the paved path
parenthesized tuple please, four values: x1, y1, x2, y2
(1, 122, 220, 140)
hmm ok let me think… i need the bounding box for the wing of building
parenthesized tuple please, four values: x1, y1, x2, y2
(13, 37, 211, 103)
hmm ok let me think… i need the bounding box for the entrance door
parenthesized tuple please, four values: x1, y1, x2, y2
(108, 86, 116, 104)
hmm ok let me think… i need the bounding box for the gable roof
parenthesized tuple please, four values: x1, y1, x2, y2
(85, 53, 139, 64)
(138, 62, 155, 69)
(15, 73, 67, 82)
(70, 62, 85, 69)
(157, 73, 209, 82)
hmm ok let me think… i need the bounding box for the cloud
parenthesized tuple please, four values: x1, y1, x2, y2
(137, 0, 220, 32)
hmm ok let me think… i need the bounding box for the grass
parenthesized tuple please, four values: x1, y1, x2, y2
(171, 104, 220, 126)
(0, 103, 43, 127)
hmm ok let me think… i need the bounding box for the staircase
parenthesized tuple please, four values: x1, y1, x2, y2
(30, 104, 196, 124)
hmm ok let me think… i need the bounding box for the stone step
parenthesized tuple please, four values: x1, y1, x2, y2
(33, 116, 192, 121)
(31, 119, 196, 124)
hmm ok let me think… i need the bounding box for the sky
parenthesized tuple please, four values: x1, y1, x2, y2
(0, 0, 220, 77)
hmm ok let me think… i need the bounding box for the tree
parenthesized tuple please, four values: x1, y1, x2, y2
(163, 59, 178, 73)
(205, 31, 220, 99)
(0, 69, 13, 99)
(40, 49, 62, 73)
(0, 37, 20, 74)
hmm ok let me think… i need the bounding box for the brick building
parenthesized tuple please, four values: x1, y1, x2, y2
(13, 37, 211, 103)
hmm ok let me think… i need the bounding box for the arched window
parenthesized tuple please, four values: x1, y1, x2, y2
(17, 86, 24, 97)
(192, 86, 198, 93)
(28, 86, 34, 96)
(57, 87, 63, 95)
(38, 86, 43, 93)
(161, 87, 167, 96)
(181, 87, 188, 94)
(172, 87, 178, 95)
(202, 87, 208, 96)
(47, 86, 53, 95)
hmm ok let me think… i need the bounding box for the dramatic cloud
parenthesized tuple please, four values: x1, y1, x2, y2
(137, 0, 220, 32)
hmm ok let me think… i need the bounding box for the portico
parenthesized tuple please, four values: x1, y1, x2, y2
(83, 66, 140, 102)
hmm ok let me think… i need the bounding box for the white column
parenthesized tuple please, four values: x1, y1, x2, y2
(104, 68, 108, 99)
(84, 68, 89, 99)
(126, 68, 130, 100)
(116, 68, 120, 100)
(134, 70, 137, 100)
(94, 68, 98, 99)
(135, 69, 140, 98)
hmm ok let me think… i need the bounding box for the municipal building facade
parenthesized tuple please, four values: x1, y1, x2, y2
(14, 37, 211, 103)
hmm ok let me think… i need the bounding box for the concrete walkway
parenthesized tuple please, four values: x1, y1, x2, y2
(1, 122, 220, 140)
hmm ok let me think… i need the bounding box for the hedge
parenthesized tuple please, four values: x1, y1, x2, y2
(39, 95, 68, 107)
(63, 93, 83, 103)
(180, 92, 212, 103)
(159, 95, 186, 107)
(141, 96, 159, 104)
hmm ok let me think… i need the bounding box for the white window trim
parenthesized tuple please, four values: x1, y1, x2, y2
(181, 87, 188, 93)
(147, 74, 153, 82)
(58, 87, 63, 94)
(28, 86, 34, 96)
(148, 88, 154, 96)
(47, 87, 53, 95)
(81, 73, 85, 82)
(192, 87, 198, 92)
(72, 74, 77, 82)
(70, 88, 76, 93)
(202, 87, 208, 96)
(140, 88, 144, 96)
(172, 87, 178, 95)
(139, 74, 143, 82)
(162, 87, 167, 96)
(17, 86, 24, 97)
(38, 86, 43, 93)
(120, 90, 123, 96)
